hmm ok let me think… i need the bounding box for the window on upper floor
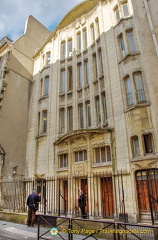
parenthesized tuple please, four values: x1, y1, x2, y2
(42, 110, 47, 133)
(95, 96, 101, 124)
(118, 33, 126, 58)
(86, 101, 91, 128)
(68, 66, 73, 91)
(77, 63, 83, 87)
(95, 18, 100, 39)
(134, 72, 146, 103)
(74, 150, 87, 162)
(126, 29, 136, 53)
(83, 28, 87, 50)
(101, 92, 108, 121)
(59, 154, 68, 168)
(78, 104, 84, 129)
(40, 78, 43, 97)
(46, 52, 51, 65)
(68, 38, 73, 57)
(92, 53, 98, 81)
(61, 41, 66, 59)
(38, 112, 40, 135)
(60, 69, 66, 92)
(90, 24, 95, 44)
(44, 76, 49, 95)
(77, 32, 81, 54)
(143, 133, 154, 155)
(131, 135, 140, 157)
(98, 48, 103, 78)
(125, 75, 134, 106)
(84, 59, 89, 85)
(95, 146, 111, 163)
(114, 5, 121, 23)
(68, 107, 73, 131)
(60, 108, 65, 133)
(121, 1, 129, 18)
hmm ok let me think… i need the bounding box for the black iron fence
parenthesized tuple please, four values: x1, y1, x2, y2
(36, 215, 158, 240)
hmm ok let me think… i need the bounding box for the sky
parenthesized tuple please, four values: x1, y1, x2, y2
(0, 0, 83, 41)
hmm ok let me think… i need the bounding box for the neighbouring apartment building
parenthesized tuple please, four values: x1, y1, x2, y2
(1, 0, 158, 224)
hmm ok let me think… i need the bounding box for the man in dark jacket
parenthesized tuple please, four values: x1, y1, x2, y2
(26, 189, 41, 227)
(78, 189, 86, 219)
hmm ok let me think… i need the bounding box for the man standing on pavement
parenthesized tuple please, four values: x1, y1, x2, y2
(78, 189, 86, 219)
(26, 189, 41, 227)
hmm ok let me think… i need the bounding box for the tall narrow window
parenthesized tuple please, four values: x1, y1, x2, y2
(119, 34, 126, 57)
(84, 60, 89, 84)
(132, 136, 140, 157)
(42, 110, 47, 133)
(86, 102, 91, 127)
(61, 41, 66, 59)
(77, 32, 81, 53)
(125, 76, 134, 106)
(90, 24, 95, 43)
(95, 146, 111, 163)
(134, 72, 146, 103)
(143, 134, 154, 154)
(44, 76, 49, 95)
(83, 28, 87, 50)
(61, 69, 65, 92)
(79, 104, 84, 129)
(122, 2, 129, 17)
(102, 92, 107, 121)
(127, 30, 136, 53)
(98, 48, 103, 77)
(78, 63, 83, 87)
(38, 112, 40, 135)
(95, 18, 100, 39)
(93, 53, 98, 81)
(68, 107, 73, 131)
(40, 78, 43, 97)
(46, 52, 51, 65)
(68, 66, 73, 91)
(60, 109, 65, 133)
(95, 96, 101, 124)
(68, 39, 73, 57)
(115, 6, 120, 22)
(59, 154, 68, 168)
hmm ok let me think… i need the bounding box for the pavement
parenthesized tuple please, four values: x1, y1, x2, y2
(0, 220, 107, 240)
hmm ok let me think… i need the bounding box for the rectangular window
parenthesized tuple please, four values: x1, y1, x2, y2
(119, 34, 126, 57)
(93, 53, 98, 81)
(122, 2, 129, 17)
(59, 154, 68, 168)
(95, 97, 101, 124)
(115, 7, 120, 22)
(86, 102, 91, 127)
(68, 39, 73, 57)
(44, 76, 49, 95)
(143, 134, 154, 154)
(38, 112, 40, 135)
(68, 107, 73, 131)
(90, 24, 95, 43)
(42, 110, 47, 133)
(95, 18, 100, 39)
(102, 92, 107, 121)
(134, 73, 146, 103)
(74, 150, 87, 162)
(60, 109, 65, 133)
(125, 76, 134, 106)
(84, 60, 89, 84)
(132, 136, 140, 156)
(95, 146, 111, 163)
(127, 30, 136, 53)
(68, 66, 73, 91)
(79, 104, 84, 129)
(98, 48, 103, 77)
(61, 41, 66, 59)
(61, 69, 65, 92)
(40, 78, 43, 97)
(77, 32, 81, 53)
(83, 29, 87, 50)
(46, 52, 51, 65)
(78, 63, 83, 87)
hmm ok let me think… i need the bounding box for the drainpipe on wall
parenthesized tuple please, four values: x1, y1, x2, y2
(142, 0, 158, 56)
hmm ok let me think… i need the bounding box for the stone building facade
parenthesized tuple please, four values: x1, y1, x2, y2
(1, 0, 158, 223)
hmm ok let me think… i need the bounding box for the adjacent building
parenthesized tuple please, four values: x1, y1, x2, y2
(1, 0, 158, 224)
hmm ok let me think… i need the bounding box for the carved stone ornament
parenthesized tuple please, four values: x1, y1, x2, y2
(75, 164, 84, 175)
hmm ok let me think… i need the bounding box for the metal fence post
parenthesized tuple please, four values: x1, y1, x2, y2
(68, 218, 73, 240)
(37, 217, 40, 240)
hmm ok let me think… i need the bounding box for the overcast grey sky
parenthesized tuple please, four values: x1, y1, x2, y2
(0, 0, 82, 41)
